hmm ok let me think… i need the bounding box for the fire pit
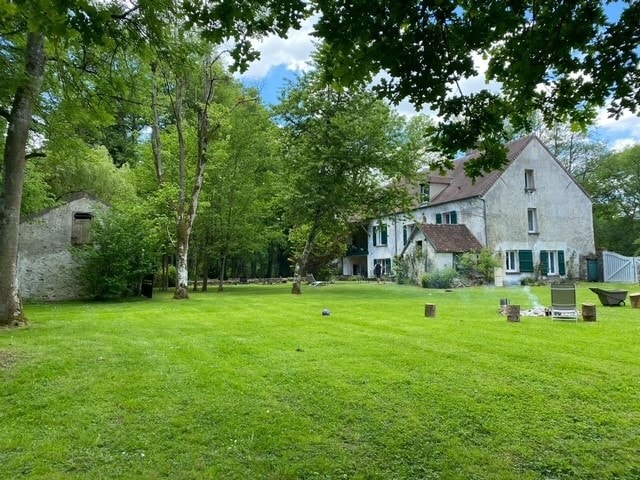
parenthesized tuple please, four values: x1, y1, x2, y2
(499, 305, 551, 316)
(520, 306, 552, 316)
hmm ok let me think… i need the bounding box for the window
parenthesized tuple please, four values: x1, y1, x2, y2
(436, 211, 457, 224)
(419, 183, 430, 204)
(527, 208, 538, 233)
(372, 224, 388, 246)
(540, 250, 566, 276)
(453, 253, 464, 271)
(505, 250, 518, 272)
(71, 212, 93, 245)
(373, 258, 392, 276)
(403, 224, 413, 246)
(525, 169, 536, 192)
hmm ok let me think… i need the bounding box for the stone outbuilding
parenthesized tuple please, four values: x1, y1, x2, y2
(18, 192, 107, 301)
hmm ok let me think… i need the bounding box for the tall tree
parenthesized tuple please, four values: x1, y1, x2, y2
(149, 42, 230, 299)
(539, 125, 609, 183)
(0, 0, 308, 324)
(0, 0, 176, 325)
(0, 31, 45, 326)
(582, 144, 640, 255)
(313, 0, 640, 176)
(274, 70, 431, 294)
(192, 88, 283, 291)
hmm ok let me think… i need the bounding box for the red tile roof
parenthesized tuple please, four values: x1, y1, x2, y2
(429, 135, 535, 205)
(420, 224, 483, 253)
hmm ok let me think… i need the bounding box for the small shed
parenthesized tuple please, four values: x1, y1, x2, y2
(403, 223, 483, 274)
(18, 192, 107, 301)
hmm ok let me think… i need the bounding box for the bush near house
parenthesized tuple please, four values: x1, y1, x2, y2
(458, 248, 501, 282)
(421, 267, 458, 288)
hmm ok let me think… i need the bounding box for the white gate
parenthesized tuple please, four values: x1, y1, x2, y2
(602, 251, 639, 283)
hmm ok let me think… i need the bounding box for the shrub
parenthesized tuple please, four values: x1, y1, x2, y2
(393, 255, 409, 284)
(421, 267, 457, 289)
(75, 205, 161, 299)
(458, 248, 500, 281)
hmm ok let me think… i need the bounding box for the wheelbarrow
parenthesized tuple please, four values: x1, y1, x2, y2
(589, 287, 628, 306)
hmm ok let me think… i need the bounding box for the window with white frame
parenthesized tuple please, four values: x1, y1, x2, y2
(373, 258, 392, 276)
(541, 250, 557, 275)
(505, 250, 518, 272)
(527, 208, 538, 233)
(525, 169, 536, 192)
(436, 211, 457, 224)
(540, 250, 566, 276)
(372, 223, 388, 246)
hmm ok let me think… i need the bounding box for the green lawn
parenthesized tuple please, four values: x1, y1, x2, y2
(2, 282, 640, 479)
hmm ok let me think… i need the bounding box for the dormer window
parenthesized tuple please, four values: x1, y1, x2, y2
(419, 183, 430, 204)
(436, 211, 457, 224)
(525, 169, 536, 192)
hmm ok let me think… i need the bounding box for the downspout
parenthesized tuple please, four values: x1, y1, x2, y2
(481, 196, 488, 247)
(394, 214, 398, 257)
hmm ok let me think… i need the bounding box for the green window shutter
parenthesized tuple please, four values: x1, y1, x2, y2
(558, 250, 566, 275)
(519, 250, 534, 273)
(451, 211, 457, 224)
(539, 250, 549, 275)
(436, 213, 442, 224)
(372, 226, 377, 246)
(381, 225, 388, 245)
(403, 226, 408, 245)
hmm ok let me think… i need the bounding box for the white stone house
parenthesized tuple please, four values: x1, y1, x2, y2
(18, 192, 107, 301)
(341, 135, 596, 284)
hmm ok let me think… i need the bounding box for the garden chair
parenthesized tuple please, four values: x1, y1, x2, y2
(550, 283, 578, 321)
(306, 274, 328, 287)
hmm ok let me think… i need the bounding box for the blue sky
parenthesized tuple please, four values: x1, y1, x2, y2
(235, 8, 639, 152)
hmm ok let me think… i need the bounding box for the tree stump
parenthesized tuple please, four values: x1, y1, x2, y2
(630, 293, 640, 308)
(424, 303, 436, 318)
(506, 304, 520, 322)
(582, 303, 597, 322)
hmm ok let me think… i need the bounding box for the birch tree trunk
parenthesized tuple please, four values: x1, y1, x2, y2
(0, 32, 45, 326)
(173, 55, 216, 299)
(173, 78, 190, 299)
(150, 62, 165, 186)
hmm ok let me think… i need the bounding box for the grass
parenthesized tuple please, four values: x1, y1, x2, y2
(1, 282, 640, 479)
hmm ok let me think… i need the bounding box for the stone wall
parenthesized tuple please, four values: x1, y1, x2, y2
(18, 193, 107, 301)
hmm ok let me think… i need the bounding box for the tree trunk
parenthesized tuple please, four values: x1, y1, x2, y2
(291, 222, 320, 295)
(171, 56, 216, 300)
(173, 79, 190, 300)
(162, 253, 169, 291)
(0, 32, 45, 326)
(218, 255, 228, 292)
(174, 221, 190, 298)
(150, 62, 164, 185)
(201, 257, 209, 292)
(192, 240, 199, 292)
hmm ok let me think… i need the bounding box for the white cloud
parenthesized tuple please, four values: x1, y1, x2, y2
(610, 138, 640, 152)
(236, 16, 318, 80)
(595, 107, 640, 150)
(234, 20, 640, 151)
(456, 52, 502, 96)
